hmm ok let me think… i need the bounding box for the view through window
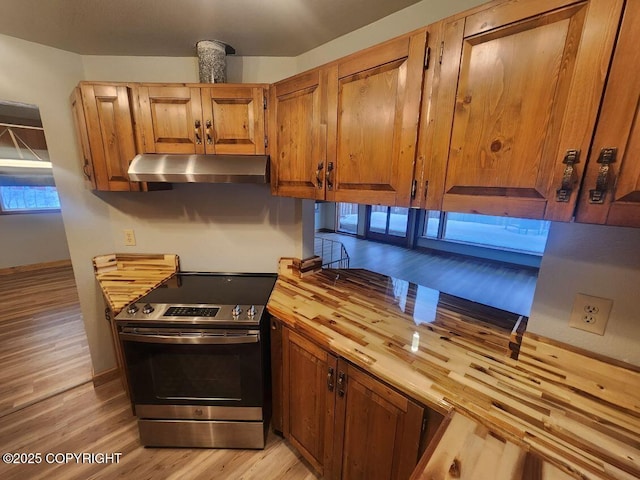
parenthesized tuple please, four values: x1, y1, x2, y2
(0, 186, 60, 212)
(0, 101, 59, 214)
(337, 203, 359, 234)
(423, 211, 550, 254)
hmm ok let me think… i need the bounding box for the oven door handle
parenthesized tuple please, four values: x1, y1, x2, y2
(119, 332, 259, 345)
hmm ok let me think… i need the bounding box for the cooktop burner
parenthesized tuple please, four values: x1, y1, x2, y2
(114, 272, 277, 326)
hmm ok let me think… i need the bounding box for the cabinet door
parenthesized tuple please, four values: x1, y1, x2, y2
(270, 317, 283, 434)
(70, 87, 96, 190)
(270, 69, 327, 200)
(333, 361, 424, 480)
(435, 0, 623, 221)
(328, 30, 427, 207)
(137, 85, 204, 154)
(282, 328, 337, 476)
(79, 84, 140, 191)
(200, 86, 266, 155)
(575, 1, 640, 227)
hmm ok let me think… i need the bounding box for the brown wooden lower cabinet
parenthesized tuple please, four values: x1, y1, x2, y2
(277, 323, 437, 480)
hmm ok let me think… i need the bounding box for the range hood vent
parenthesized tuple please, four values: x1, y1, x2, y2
(127, 154, 269, 184)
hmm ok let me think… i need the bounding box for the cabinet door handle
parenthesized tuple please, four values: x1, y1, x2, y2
(327, 366, 335, 392)
(205, 120, 213, 145)
(315, 162, 324, 188)
(555, 149, 580, 202)
(589, 148, 616, 204)
(326, 162, 334, 190)
(82, 162, 92, 180)
(337, 371, 346, 397)
(194, 120, 202, 144)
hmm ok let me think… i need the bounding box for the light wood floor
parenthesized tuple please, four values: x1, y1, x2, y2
(0, 265, 92, 417)
(0, 265, 318, 480)
(316, 233, 538, 316)
(0, 378, 318, 480)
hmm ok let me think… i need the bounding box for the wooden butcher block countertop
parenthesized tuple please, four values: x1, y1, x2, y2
(93, 253, 179, 314)
(266, 266, 640, 480)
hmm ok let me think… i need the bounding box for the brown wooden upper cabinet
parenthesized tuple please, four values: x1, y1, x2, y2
(269, 68, 328, 200)
(575, 0, 640, 228)
(270, 29, 428, 207)
(426, 0, 624, 221)
(136, 84, 267, 155)
(71, 82, 141, 191)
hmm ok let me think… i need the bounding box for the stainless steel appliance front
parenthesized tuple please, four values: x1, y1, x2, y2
(116, 272, 276, 450)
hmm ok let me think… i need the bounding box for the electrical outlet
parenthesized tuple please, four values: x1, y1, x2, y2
(569, 293, 613, 335)
(123, 229, 136, 246)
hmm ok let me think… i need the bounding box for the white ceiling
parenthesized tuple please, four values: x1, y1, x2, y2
(0, 0, 422, 57)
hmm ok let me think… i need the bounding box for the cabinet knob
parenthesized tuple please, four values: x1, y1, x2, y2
(194, 120, 202, 144)
(555, 149, 580, 202)
(82, 162, 92, 180)
(206, 119, 213, 145)
(315, 162, 324, 188)
(327, 367, 335, 392)
(337, 371, 346, 397)
(589, 147, 616, 204)
(326, 162, 334, 190)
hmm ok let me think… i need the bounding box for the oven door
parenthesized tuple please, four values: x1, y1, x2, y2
(119, 326, 264, 413)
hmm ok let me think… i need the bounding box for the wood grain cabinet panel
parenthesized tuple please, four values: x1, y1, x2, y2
(270, 317, 283, 434)
(279, 325, 427, 480)
(270, 29, 428, 207)
(430, 0, 623, 221)
(137, 84, 266, 155)
(328, 31, 427, 207)
(70, 86, 96, 190)
(137, 85, 204, 154)
(201, 86, 266, 155)
(333, 361, 423, 480)
(282, 328, 337, 476)
(575, 0, 640, 228)
(270, 69, 326, 199)
(72, 83, 141, 191)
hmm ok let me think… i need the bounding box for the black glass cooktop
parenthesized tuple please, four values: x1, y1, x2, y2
(139, 272, 278, 306)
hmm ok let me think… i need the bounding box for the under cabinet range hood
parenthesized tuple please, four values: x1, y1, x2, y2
(127, 154, 269, 184)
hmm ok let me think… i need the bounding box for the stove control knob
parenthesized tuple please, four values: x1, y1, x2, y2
(142, 303, 155, 315)
(127, 304, 139, 315)
(232, 305, 242, 318)
(247, 305, 257, 318)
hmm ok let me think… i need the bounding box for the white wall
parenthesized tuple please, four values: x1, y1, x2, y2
(296, 0, 487, 71)
(0, 213, 70, 268)
(82, 55, 297, 84)
(527, 222, 640, 365)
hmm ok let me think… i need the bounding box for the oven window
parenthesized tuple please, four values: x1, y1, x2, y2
(121, 340, 264, 407)
(151, 352, 242, 401)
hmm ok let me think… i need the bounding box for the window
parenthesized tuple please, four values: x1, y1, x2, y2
(0, 101, 59, 214)
(422, 211, 550, 255)
(0, 186, 60, 213)
(337, 203, 359, 234)
(369, 206, 409, 237)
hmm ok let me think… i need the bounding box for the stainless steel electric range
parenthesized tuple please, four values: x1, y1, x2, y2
(114, 272, 277, 449)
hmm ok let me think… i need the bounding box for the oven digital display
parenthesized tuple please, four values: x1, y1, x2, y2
(164, 306, 221, 317)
